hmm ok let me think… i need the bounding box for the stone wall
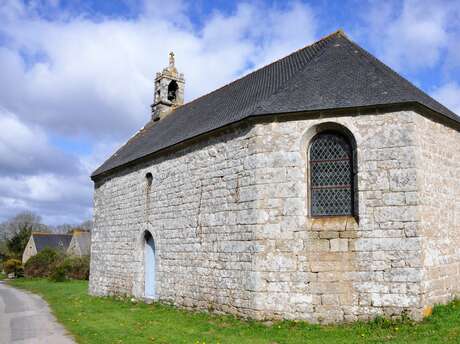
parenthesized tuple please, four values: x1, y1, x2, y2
(90, 109, 459, 323)
(248, 111, 424, 323)
(90, 124, 262, 317)
(414, 115, 460, 308)
(22, 236, 37, 264)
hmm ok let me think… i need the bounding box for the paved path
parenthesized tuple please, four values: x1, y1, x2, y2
(0, 281, 75, 344)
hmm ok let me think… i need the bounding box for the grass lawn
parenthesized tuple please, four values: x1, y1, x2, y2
(0, 271, 5, 280)
(8, 279, 460, 344)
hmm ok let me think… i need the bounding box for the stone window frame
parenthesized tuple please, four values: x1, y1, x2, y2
(303, 122, 359, 219)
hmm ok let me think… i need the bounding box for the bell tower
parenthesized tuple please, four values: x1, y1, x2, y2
(151, 52, 185, 121)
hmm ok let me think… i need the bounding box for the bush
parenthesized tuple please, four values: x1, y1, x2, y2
(4, 259, 23, 276)
(24, 248, 63, 278)
(24, 248, 90, 281)
(57, 256, 90, 280)
(49, 265, 67, 282)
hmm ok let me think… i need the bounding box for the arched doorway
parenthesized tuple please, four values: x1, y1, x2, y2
(144, 231, 156, 298)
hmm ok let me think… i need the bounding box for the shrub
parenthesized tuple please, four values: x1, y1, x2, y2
(57, 256, 90, 280)
(24, 249, 90, 281)
(24, 248, 63, 278)
(49, 264, 67, 282)
(4, 259, 23, 276)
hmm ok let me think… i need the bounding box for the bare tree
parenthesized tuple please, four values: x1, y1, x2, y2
(79, 219, 93, 232)
(53, 223, 74, 234)
(0, 211, 48, 259)
(0, 211, 47, 240)
(50, 219, 92, 234)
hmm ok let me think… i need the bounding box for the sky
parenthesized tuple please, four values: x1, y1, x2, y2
(0, 0, 459, 226)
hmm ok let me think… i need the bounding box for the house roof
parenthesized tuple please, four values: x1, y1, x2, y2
(32, 233, 72, 252)
(92, 30, 459, 180)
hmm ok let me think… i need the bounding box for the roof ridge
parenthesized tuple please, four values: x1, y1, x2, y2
(173, 30, 343, 113)
(33, 232, 72, 236)
(315, 29, 347, 42)
(250, 33, 339, 114)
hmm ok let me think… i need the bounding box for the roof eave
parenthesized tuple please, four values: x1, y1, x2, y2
(90, 101, 459, 182)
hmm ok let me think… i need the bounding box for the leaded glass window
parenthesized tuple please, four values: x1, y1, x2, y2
(309, 132, 354, 216)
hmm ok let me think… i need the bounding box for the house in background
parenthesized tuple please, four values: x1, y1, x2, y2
(22, 233, 72, 264)
(67, 229, 91, 257)
(89, 30, 459, 323)
(22, 229, 91, 264)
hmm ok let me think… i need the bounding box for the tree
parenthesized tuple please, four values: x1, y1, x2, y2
(0, 211, 44, 238)
(79, 219, 93, 232)
(53, 223, 74, 234)
(53, 219, 93, 234)
(0, 211, 48, 259)
(0, 240, 7, 261)
(6, 226, 32, 258)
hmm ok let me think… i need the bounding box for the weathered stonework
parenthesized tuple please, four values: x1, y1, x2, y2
(414, 115, 460, 309)
(89, 110, 460, 323)
(151, 52, 185, 121)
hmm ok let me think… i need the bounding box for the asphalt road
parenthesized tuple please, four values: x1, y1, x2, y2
(0, 281, 75, 344)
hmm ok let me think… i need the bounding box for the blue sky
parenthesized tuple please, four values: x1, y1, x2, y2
(0, 0, 459, 225)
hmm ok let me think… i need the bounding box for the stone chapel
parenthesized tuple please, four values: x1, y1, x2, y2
(89, 30, 460, 323)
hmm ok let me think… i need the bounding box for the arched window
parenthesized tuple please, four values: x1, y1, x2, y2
(167, 80, 178, 101)
(145, 172, 153, 186)
(309, 131, 354, 216)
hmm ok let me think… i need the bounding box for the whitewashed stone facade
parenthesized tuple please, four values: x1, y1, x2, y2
(90, 109, 460, 323)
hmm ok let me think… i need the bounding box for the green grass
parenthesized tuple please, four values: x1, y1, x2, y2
(0, 271, 5, 280)
(8, 279, 460, 344)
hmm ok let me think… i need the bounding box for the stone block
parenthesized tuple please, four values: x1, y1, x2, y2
(318, 271, 342, 282)
(360, 170, 389, 191)
(290, 293, 313, 304)
(321, 294, 340, 305)
(383, 192, 405, 206)
(355, 237, 421, 251)
(384, 268, 422, 282)
(319, 231, 339, 239)
(389, 169, 417, 191)
(374, 206, 417, 223)
(309, 239, 330, 252)
(340, 231, 358, 239)
(371, 293, 419, 307)
(330, 238, 348, 252)
(282, 198, 305, 216)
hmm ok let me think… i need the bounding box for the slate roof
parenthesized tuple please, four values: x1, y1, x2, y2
(92, 30, 459, 179)
(33, 233, 72, 252)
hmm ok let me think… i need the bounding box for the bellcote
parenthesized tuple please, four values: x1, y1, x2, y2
(151, 52, 185, 121)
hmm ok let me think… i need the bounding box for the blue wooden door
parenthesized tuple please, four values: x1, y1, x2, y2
(144, 236, 155, 298)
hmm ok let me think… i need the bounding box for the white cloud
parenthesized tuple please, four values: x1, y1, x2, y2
(200, 2, 316, 69)
(0, 173, 92, 225)
(432, 82, 460, 115)
(357, 0, 460, 72)
(0, 0, 317, 140)
(0, 0, 318, 225)
(0, 107, 80, 176)
(0, 108, 92, 224)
